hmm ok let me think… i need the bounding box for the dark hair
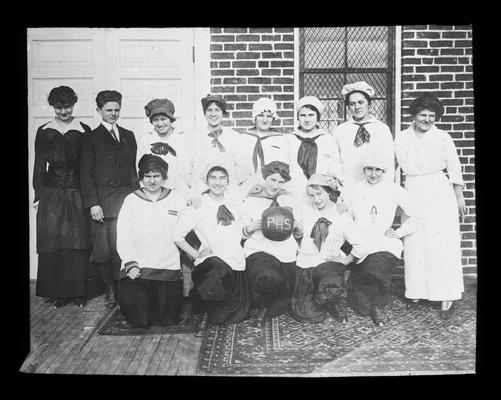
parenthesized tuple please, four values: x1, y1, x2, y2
(206, 165, 229, 182)
(307, 184, 340, 203)
(47, 86, 78, 107)
(96, 90, 122, 108)
(345, 90, 372, 105)
(204, 100, 227, 116)
(297, 104, 320, 122)
(408, 92, 444, 119)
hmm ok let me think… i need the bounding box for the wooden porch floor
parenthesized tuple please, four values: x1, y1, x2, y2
(20, 283, 202, 375)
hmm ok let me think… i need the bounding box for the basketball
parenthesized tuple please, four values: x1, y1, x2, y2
(261, 203, 294, 241)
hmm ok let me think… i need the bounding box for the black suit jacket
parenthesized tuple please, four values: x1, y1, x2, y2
(80, 123, 139, 217)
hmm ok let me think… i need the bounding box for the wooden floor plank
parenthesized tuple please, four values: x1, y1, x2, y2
(90, 336, 123, 375)
(124, 336, 156, 375)
(165, 334, 202, 375)
(114, 336, 144, 375)
(136, 335, 163, 375)
(154, 336, 180, 376)
(145, 335, 174, 375)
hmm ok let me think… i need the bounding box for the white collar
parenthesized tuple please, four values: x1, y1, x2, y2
(42, 118, 86, 134)
(101, 121, 118, 132)
(295, 127, 327, 138)
(347, 114, 378, 125)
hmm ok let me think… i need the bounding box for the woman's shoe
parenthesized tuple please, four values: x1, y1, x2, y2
(440, 302, 455, 320)
(371, 305, 386, 326)
(74, 298, 87, 308)
(53, 298, 69, 308)
(328, 298, 348, 323)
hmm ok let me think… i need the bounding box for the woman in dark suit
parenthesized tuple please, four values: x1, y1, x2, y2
(33, 86, 92, 308)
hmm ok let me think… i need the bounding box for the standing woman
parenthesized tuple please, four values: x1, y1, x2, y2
(137, 98, 196, 204)
(33, 86, 91, 308)
(242, 97, 292, 188)
(193, 94, 255, 200)
(333, 81, 395, 192)
(395, 93, 466, 319)
(174, 166, 250, 325)
(288, 96, 343, 196)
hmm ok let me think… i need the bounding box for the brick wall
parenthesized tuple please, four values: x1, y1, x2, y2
(401, 25, 476, 274)
(209, 27, 295, 132)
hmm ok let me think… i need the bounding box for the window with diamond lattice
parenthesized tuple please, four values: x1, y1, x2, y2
(299, 26, 395, 135)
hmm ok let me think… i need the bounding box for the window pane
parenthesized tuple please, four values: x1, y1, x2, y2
(303, 73, 344, 99)
(347, 26, 388, 68)
(303, 27, 345, 69)
(346, 72, 388, 98)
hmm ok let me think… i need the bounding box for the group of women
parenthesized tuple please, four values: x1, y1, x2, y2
(33, 80, 467, 329)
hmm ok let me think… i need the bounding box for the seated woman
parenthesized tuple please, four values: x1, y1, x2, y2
(174, 166, 250, 325)
(116, 155, 186, 328)
(291, 174, 356, 324)
(343, 151, 422, 326)
(242, 161, 302, 321)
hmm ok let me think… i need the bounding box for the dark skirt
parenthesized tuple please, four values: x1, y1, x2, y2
(291, 262, 346, 323)
(347, 251, 401, 316)
(191, 256, 250, 325)
(35, 248, 102, 299)
(117, 277, 183, 328)
(36, 187, 89, 253)
(245, 251, 296, 318)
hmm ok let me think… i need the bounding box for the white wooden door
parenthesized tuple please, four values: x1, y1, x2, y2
(27, 27, 210, 279)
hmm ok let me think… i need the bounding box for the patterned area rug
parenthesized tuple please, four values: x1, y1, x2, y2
(196, 282, 476, 376)
(98, 301, 207, 336)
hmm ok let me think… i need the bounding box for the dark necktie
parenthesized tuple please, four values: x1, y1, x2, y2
(353, 123, 370, 147)
(245, 132, 281, 173)
(208, 128, 225, 153)
(110, 127, 119, 142)
(310, 217, 332, 252)
(216, 204, 235, 226)
(295, 134, 321, 179)
(150, 142, 177, 157)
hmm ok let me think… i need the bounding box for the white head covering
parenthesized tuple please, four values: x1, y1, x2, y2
(307, 173, 342, 191)
(297, 95, 324, 115)
(252, 97, 279, 119)
(341, 81, 375, 99)
(361, 149, 386, 171)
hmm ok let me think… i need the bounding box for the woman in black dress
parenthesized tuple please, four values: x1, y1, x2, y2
(33, 86, 93, 308)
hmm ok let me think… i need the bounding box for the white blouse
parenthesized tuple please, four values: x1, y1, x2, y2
(241, 193, 299, 263)
(192, 126, 256, 196)
(394, 124, 464, 186)
(344, 179, 422, 261)
(173, 193, 246, 271)
(287, 128, 343, 195)
(333, 115, 395, 190)
(136, 129, 196, 200)
(117, 188, 186, 273)
(296, 201, 353, 269)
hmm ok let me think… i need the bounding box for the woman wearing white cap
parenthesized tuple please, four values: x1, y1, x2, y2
(395, 93, 466, 320)
(333, 81, 395, 193)
(291, 173, 357, 324)
(192, 94, 255, 200)
(343, 151, 422, 325)
(242, 97, 292, 188)
(137, 98, 197, 204)
(288, 96, 343, 197)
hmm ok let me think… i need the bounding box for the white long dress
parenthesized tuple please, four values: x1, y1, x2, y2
(395, 124, 464, 301)
(333, 115, 395, 191)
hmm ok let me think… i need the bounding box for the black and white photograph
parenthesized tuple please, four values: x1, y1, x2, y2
(19, 26, 479, 377)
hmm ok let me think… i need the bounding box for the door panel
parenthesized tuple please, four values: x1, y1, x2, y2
(27, 27, 209, 279)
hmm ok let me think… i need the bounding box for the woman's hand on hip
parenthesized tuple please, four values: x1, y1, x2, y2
(90, 205, 104, 223)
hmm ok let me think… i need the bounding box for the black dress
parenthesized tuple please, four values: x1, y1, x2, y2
(33, 119, 99, 299)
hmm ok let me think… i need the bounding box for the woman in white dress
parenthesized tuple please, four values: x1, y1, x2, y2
(333, 81, 395, 193)
(288, 95, 343, 197)
(394, 93, 466, 319)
